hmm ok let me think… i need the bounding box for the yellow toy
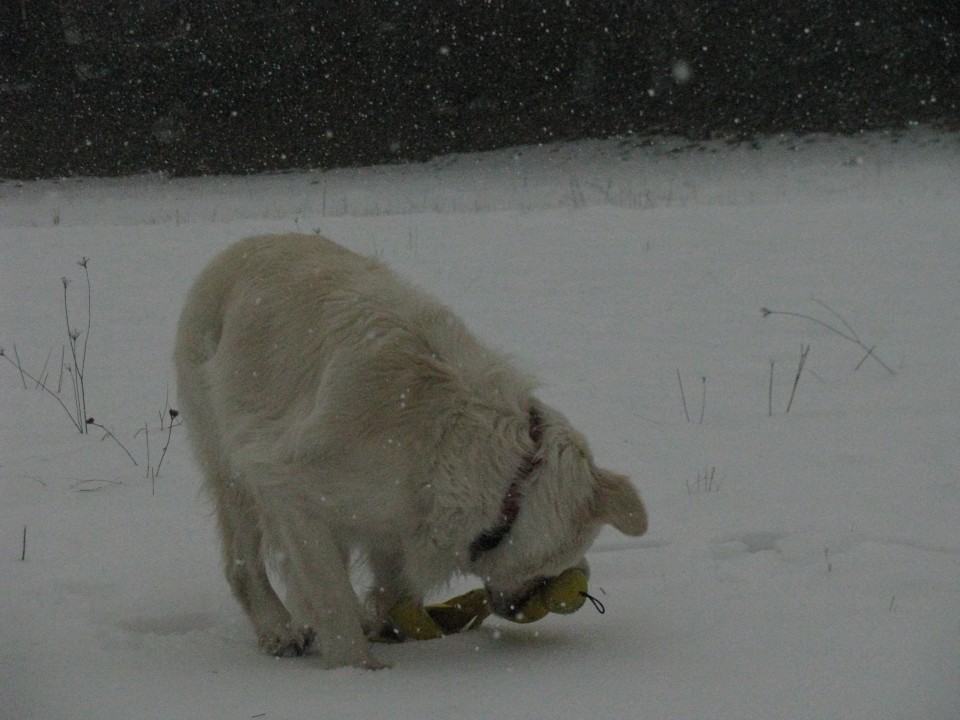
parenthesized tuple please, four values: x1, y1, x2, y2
(381, 567, 602, 641)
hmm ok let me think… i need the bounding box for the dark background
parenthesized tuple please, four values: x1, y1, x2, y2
(2, 1, 958, 179)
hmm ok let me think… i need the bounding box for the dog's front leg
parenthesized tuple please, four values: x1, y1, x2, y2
(270, 515, 386, 669)
(367, 548, 415, 635)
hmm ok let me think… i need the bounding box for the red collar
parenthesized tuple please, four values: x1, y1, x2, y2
(469, 406, 543, 562)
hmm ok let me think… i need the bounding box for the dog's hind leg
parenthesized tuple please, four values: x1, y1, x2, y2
(214, 476, 313, 657)
(262, 504, 385, 669)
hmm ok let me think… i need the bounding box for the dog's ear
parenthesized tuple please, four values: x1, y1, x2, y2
(593, 469, 648, 536)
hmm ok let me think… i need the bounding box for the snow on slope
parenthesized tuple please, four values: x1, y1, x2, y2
(1, 129, 959, 719)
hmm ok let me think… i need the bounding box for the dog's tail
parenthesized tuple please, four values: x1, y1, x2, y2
(173, 242, 243, 478)
(173, 245, 235, 384)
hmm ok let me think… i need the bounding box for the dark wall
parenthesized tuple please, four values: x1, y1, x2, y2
(2, 1, 957, 178)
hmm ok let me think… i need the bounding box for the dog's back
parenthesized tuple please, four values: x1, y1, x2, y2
(176, 234, 533, 477)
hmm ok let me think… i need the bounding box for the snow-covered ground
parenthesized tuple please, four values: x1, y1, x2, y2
(2, 129, 959, 720)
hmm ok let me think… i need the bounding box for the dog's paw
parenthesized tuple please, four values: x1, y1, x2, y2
(259, 624, 315, 657)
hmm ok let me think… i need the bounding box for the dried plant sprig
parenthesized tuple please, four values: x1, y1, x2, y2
(761, 301, 894, 375)
(11, 344, 27, 389)
(767, 359, 775, 417)
(87, 418, 138, 467)
(1, 348, 84, 432)
(62, 263, 93, 433)
(677, 369, 690, 423)
(153, 408, 180, 479)
(785, 344, 810, 414)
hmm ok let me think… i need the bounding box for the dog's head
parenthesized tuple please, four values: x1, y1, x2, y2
(473, 402, 647, 619)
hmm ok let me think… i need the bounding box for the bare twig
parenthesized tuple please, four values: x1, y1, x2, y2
(677, 369, 690, 423)
(66, 363, 82, 431)
(705, 466, 718, 491)
(854, 345, 876, 372)
(70, 478, 123, 492)
(57, 345, 65, 393)
(87, 419, 138, 467)
(812, 299, 858, 339)
(21, 525, 27, 562)
(687, 466, 719, 495)
(37, 345, 54, 390)
(153, 409, 180, 479)
(78, 257, 91, 377)
(761, 303, 894, 375)
(761, 307, 857, 343)
(143, 421, 151, 479)
(699, 376, 706, 425)
(63, 275, 91, 432)
(785, 344, 810, 414)
(11, 344, 27, 389)
(767, 360, 775, 417)
(1, 350, 84, 432)
(63, 278, 82, 429)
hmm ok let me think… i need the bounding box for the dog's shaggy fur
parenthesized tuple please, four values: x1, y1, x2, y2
(175, 234, 647, 668)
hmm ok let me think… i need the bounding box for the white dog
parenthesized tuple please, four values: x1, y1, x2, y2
(175, 234, 647, 668)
